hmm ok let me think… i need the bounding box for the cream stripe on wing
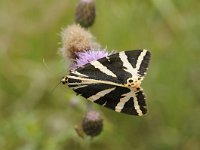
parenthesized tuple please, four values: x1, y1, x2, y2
(133, 96, 143, 116)
(135, 49, 147, 70)
(115, 88, 143, 116)
(73, 85, 88, 90)
(119, 51, 137, 76)
(87, 87, 116, 102)
(67, 75, 124, 87)
(119, 50, 147, 77)
(90, 61, 117, 78)
(72, 71, 88, 77)
(115, 92, 131, 112)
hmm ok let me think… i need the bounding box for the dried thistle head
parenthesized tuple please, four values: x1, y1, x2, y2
(76, 0, 96, 28)
(60, 24, 98, 59)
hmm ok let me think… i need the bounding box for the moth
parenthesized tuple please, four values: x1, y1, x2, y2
(61, 49, 151, 116)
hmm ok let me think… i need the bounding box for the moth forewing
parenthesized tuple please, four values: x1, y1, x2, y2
(62, 49, 151, 116)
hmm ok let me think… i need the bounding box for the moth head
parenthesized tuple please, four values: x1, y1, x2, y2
(61, 76, 68, 84)
(126, 77, 142, 88)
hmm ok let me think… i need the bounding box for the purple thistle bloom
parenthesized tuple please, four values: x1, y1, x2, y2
(71, 49, 113, 69)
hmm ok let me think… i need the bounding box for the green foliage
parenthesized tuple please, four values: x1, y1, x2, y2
(0, 0, 200, 149)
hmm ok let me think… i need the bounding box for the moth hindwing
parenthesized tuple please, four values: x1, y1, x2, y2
(62, 49, 151, 116)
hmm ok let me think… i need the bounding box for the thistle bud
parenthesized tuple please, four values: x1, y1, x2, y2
(75, 0, 96, 28)
(82, 111, 103, 137)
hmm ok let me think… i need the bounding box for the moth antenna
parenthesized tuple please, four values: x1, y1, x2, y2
(51, 81, 62, 93)
(43, 58, 69, 77)
(42, 58, 68, 94)
(43, 58, 52, 72)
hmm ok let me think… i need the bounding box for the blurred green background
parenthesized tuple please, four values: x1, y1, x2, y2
(0, 0, 200, 150)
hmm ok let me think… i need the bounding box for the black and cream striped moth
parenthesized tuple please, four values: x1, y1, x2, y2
(61, 49, 151, 116)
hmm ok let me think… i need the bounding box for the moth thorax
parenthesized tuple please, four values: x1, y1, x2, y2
(61, 76, 68, 84)
(126, 77, 142, 88)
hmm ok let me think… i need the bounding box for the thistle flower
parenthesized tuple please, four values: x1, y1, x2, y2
(76, 0, 96, 28)
(60, 24, 99, 59)
(72, 49, 110, 69)
(82, 111, 103, 137)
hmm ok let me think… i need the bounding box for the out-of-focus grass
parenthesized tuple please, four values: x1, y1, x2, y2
(0, 0, 200, 150)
